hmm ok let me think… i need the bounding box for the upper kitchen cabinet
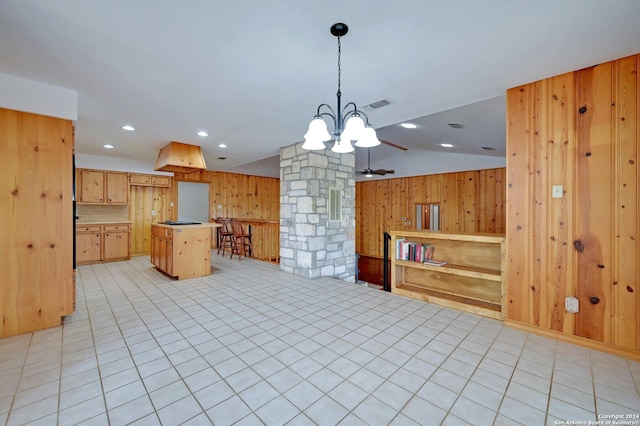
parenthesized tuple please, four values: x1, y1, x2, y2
(129, 173, 171, 187)
(77, 168, 129, 204)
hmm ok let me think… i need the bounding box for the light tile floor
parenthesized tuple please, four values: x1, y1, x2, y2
(1, 255, 640, 425)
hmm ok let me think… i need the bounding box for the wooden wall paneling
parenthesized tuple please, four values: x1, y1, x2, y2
(129, 184, 173, 255)
(494, 168, 505, 233)
(506, 84, 535, 324)
(462, 171, 477, 231)
(575, 62, 614, 344)
(613, 55, 639, 350)
(531, 79, 549, 329)
(547, 73, 577, 334)
(355, 168, 506, 259)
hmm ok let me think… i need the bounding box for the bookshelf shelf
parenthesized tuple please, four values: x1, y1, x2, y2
(390, 230, 506, 319)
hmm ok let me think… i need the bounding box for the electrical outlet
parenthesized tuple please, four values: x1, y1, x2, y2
(218, 204, 223, 210)
(552, 185, 564, 198)
(565, 296, 579, 313)
(151, 210, 157, 217)
(169, 201, 174, 207)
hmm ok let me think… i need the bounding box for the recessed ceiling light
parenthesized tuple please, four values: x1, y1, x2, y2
(121, 125, 135, 131)
(197, 131, 208, 137)
(102, 144, 115, 149)
(218, 143, 228, 148)
(400, 123, 417, 129)
(440, 143, 454, 148)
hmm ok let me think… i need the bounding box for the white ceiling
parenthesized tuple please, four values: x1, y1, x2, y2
(1, 1, 639, 178)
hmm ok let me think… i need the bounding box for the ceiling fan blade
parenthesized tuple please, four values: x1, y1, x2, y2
(380, 140, 408, 151)
(373, 169, 395, 175)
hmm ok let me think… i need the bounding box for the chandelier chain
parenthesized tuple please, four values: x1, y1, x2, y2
(337, 35, 341, 93)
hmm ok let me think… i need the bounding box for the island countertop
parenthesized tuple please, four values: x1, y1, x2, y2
(153, 222, 221, 229)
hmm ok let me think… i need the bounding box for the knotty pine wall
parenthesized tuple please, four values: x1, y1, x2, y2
(172, 170, 279, 221)
(356, 168, 506, 258)
(506, 53, 639, 356)
(129, 185, 174, 255)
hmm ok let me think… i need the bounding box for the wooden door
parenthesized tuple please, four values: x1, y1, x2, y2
(80, 170, 105, 203)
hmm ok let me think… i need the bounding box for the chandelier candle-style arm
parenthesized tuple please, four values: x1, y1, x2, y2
(302, 22, 380, 153)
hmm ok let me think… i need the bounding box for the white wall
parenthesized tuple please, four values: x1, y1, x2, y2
(358, 150, 506, 181)
(0, 73, 78, 120)
(75, 153, 173, 175)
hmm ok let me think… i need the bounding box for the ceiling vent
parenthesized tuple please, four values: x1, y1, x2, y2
(154, 141, 207, 173)
(481, 146, 496, 151)
(447, 122, 465, 129)
(362, 99, 392, 111)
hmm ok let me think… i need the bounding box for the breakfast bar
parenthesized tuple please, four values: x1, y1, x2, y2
(151, 222, 221, 280)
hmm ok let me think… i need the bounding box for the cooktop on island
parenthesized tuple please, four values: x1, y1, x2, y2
(161, 220, 202, 225)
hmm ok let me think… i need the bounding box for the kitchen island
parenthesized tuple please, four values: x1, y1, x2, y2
(151, 222, 220, 280)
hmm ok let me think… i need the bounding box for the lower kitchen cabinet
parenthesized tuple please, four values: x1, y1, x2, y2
(76, 223, 131, 265)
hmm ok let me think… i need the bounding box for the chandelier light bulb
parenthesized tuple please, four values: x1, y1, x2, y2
(331, 137, 354, 153)
(341, 115, 365, 142)
(354, 125, 381, 148)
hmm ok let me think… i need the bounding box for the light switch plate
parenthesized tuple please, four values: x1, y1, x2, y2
(552, 185, 563, 198)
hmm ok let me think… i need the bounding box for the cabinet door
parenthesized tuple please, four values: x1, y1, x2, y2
(151, 234, 160, 268)
(76, 232, 102, 263)
(129, 174, 151, 185)
(79, 170, 105, 203)
(151, 175, 170, 187)
(106, 172, 129, 204)
(104, 231, 130, 260)
(158, 237, 167, 272)
(165, 239, 173, 276)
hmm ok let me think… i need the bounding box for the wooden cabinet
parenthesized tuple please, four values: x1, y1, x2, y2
(76, 223, 130, 265)
(129, 173, 171, 187)
(106, 172, 129, 203)
(151, 226, 173, 276)
(77, 169, 129, 204)
(76, 225, 102, 264)
(390, 230, 506, 320)
(151, 224, 218, 280)
(104, 225, 130, 260)
(1, 108, 75, 338)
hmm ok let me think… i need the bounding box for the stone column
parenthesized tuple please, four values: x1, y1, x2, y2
(279, 143, 356, 282)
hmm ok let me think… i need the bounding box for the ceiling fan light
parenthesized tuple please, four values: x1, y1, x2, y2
(341, 115, 365, 142)
(331, 137, 354, 153)
(365, 172, 373, 178)
(354, 126, 380, 148)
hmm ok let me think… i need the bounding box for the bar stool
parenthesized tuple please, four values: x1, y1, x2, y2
(230, 218, 253, 260)
(215, 217, 234, 257)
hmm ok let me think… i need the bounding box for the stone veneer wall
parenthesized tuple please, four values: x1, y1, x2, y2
(279, 143, 356, 282)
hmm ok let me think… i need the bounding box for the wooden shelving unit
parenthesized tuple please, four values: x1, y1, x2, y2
(390, 230, 506, 320)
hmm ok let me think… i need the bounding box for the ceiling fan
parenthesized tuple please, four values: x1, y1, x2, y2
(357, 148, 395, 177)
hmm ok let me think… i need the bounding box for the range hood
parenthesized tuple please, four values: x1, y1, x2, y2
(154, 141, 207, 173)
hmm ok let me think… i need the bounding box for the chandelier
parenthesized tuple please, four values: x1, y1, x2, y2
(302, 23, 380, 153)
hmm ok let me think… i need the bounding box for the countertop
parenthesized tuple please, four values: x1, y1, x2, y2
(76, 221, 131, 225)
(152, 222, 220, 229)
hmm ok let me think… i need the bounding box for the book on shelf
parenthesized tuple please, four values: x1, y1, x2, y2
(424, 259, 448, 266)
(396, 239, 434, 263)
